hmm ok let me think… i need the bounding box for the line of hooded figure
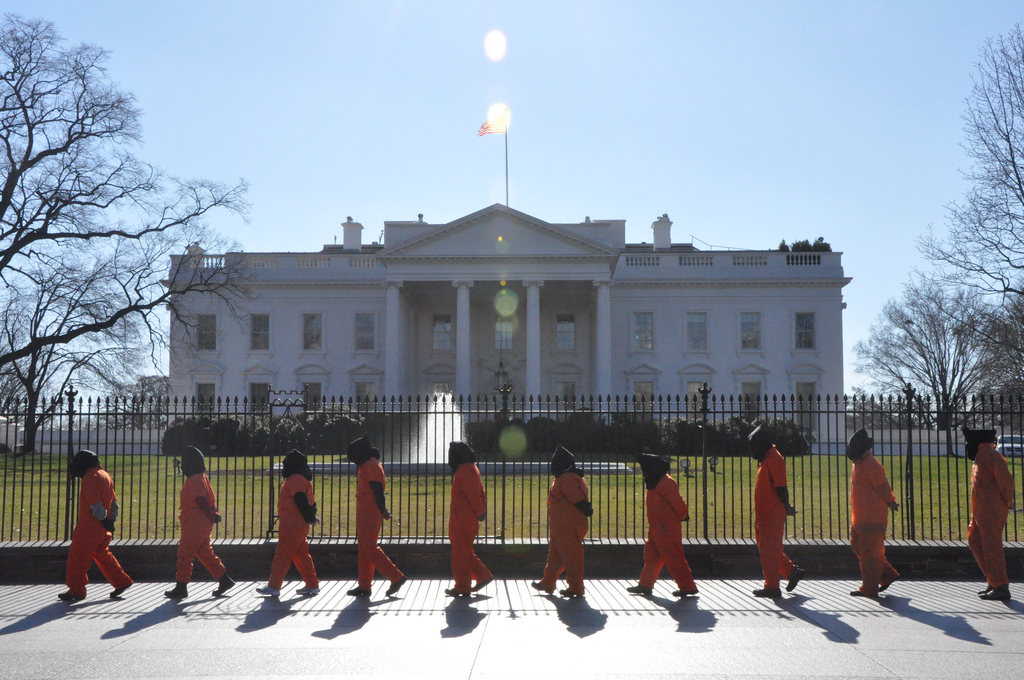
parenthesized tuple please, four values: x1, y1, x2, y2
(58, 424, 1016, 603)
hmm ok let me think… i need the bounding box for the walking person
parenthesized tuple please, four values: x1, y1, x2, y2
(164, 446, 235, 599)
(748, 424, 804, 598)
(59, 450, 133, 601)
(626, 452, 698, 598)
(346, 435, 406, 597)
(964, 427, 1016, 601)
(256, 449, 321, 597)
(532, 446, 592, 598)
(846, 429, 900, 598)
(445, 441, 493, 597)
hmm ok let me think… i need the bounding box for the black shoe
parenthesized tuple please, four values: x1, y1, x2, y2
(110, 584, 131, 599)
(531, 581, 554, 594)
(346, 587, 372, 597)
(445, 588, 471, 598)
(673, 588, 699, 597)
(472, 577, 494, 592)
(786, 566, 805, 592)
(164, 582, 188, 599)
(213, 573, 235, 597)
(850, 589, 876, 598)
(879, 573, 899, 592)
(980, 584, 1011, 601)
(386, 576, 407, 597)
(978, 585, 993, 596)
(752, 587, 782, 598)
(58, 591, 84, 602)
(625, 585, 653, 596)
(559, 588, 583, 598)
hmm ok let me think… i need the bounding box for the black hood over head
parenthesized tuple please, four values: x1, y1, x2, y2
(550, 445, 581, 477)
(747, 423, 773, 462)
(846, 429, 873, 462)
(282, 449, 312, 480)
(636, 453, 670, 490)
(347, 435, 375, 465)
(69, 450, 101, 478)
(181, 446, 206, 477)
(448, 441, 476, 473)
(962, 426, 997, 461)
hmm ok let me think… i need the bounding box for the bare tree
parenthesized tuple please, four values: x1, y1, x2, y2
(921, 24, 1024, 296)
(0, 16, 248, 372)
(853, 278, 989, 440)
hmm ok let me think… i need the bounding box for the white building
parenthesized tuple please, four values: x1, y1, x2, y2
(167, 204, 850, 406)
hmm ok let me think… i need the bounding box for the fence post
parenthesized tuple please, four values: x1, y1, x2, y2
(266, 388, 276, 539)
(63, 385, 78, 542)
(699, 382, 711, 542)
(902, 382, 916, 541)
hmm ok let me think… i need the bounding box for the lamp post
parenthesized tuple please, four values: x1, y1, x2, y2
(494, 358, 512, 543)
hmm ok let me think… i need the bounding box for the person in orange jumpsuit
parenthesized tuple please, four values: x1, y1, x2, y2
(964, 427, 1016, 601)
(346, 435, 406, 597)
(256, 449, 321, 597)
(626, 453, 698, 598)
(59, 450, 133, 601)
(164, 446, 235, 599)
(445, 441, 493, 597)
(846, 428, 900, 598)
(532, 446, 592, 598)
(749, 424, 804, 598)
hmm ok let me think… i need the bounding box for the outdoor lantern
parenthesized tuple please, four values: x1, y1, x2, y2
(494, 359, 510, 393)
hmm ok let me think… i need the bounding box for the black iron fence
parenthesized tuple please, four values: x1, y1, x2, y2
(1, 387, 1022, 544)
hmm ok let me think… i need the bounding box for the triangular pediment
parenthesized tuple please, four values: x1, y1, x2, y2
(379, 204, 618, 259)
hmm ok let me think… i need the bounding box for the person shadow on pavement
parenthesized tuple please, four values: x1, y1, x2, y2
(311, 596, 375, 640)
(880, 595, 991, 646)
(0, 602, 71, 636)
(647, 594, 718, 634)
(236, 594, 304, 633)
(546, 594, 608, 638)
(777, 593, 861, 644)
(440, 595, 488, 638)
(101, 599, 181, 639)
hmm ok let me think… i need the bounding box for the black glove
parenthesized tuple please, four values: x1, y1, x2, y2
(574, 500, 594, 518)
(101, 518, 116, 532)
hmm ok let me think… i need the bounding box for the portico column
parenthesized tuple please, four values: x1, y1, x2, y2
(524, 280, 544, 398)
(454, 281, 474, 398)
(594, 280, 612, 397)
(384, 281, 403, 397)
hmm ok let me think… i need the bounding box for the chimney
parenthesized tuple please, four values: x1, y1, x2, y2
(652, 214, 672, 250)
(343, 216, 363, 251)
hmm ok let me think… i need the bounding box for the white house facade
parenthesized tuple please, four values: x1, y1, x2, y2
(167, 204, 850, 405)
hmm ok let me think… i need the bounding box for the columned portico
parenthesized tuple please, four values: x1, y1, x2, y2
(384, 281, 403, 396)
(454, 281, 473, 398)
(594, 280, 612, 396)
(524, 280, 544, 397)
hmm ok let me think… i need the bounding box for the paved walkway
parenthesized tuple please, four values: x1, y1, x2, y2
(1, 579, 1022, 679)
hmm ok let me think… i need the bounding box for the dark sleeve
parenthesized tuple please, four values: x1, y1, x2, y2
(775, 486, 790, 507)
(573, 500, 594, 517)
(293, 492, 318, 524)
(195, 495, 222, 523)
(369, 481, 388, 514)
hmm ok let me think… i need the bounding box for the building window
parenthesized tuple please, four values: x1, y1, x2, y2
(795, 313, 815, 349)
(741, 381, 761, 418)
(557, 381, 576, 400)
(432, 315, 452, 351)
(686, 381, 705, 406)
(686, 312, 707, 351)
(302, 381, 322, 407)
(796, 381, 816, 430)
(250, 313, 270, 351)
(195, 383, 215, 409)
(632, 312, 654, 351)
(556, 314, 575, 351)
(302, 313, 322, 351)
(249, 382, 270, 410)
(432, 382, 452, 396)
(355, 313, 375, 351)
(197, 315, 217, 351)
(355, 381, 376, 401)
(740, 312, 761, 350)
(495, 319, 514, 350)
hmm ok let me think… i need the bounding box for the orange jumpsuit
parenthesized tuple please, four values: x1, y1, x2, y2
(269, 473, 319, 590)
(449, 462, 492, 593)
(850, 453, 898, 596)
(754, 446, 795, 590)
(176, 473, 227, 583)
(639, 474, 696, 591)
(538, 472, 590, 595)
(356, 459, 404, 590)
(968, 443, 1015, 589)
(65, 468, 133, 598)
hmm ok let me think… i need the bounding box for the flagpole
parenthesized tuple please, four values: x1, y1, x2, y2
(504, 108, 509, 207)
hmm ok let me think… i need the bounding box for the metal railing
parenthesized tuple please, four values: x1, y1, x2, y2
(1, 387, 1021, 544)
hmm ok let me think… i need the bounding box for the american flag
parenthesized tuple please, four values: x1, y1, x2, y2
(478, 115, 506, 136)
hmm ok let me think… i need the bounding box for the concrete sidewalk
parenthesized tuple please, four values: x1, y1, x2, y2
(0, 578, 1022, 679)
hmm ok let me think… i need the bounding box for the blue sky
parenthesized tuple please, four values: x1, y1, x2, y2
(10, 1, 1024, 392)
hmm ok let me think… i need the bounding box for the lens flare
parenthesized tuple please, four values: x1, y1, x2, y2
(484, 30, 507, 62)
(499, 425, 527, 458)
(487, 102, 509, 128)
(494, 289, 518, 317)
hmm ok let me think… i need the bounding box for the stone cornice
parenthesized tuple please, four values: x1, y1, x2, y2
(609, 278, 851, 289)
